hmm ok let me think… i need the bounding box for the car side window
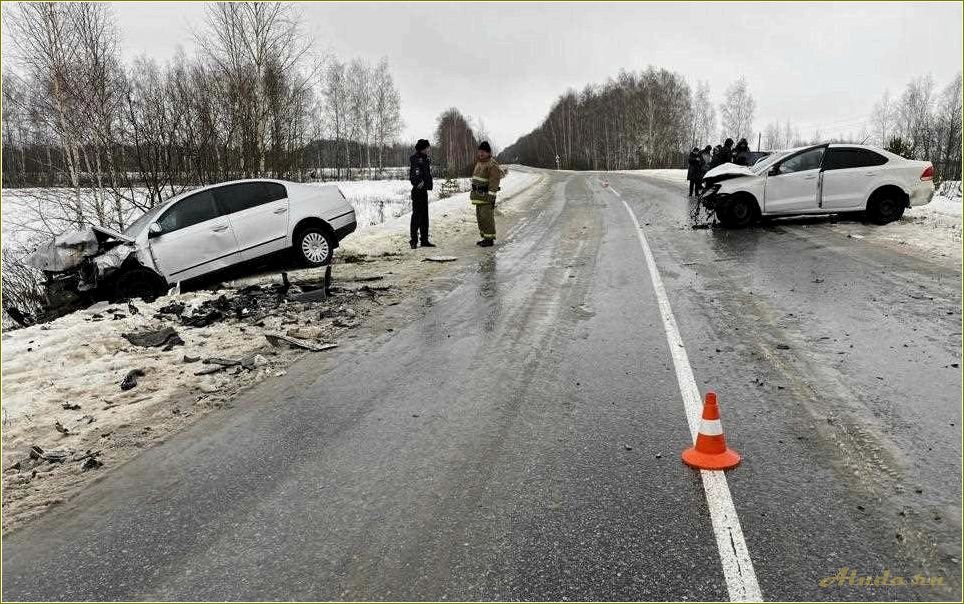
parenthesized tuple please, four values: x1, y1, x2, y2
(264, 182, 287, 203)
(214, 182, 287, 214)
(213, 183, 264, 214)
(824, 148, 888, 170)
(156, 190, 219, 233)
(778, 148, 825, 174)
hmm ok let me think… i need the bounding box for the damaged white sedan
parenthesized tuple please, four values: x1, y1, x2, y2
(26, 179, 356, 305)
(699, 144, 935, 227)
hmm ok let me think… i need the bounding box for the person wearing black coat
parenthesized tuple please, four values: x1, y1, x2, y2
(709, 144, 724, 169)
(408, 139, 435, 248)
(686, 147, 702, 196)
(719, 138, 734, 165)
(733, 138, 751, 166)
(700, 145, 712, 172)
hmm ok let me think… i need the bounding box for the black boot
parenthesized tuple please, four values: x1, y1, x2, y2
(420, 240, 436, 247)
(477, 238, 494, 247)
(410, 240, 418, 249)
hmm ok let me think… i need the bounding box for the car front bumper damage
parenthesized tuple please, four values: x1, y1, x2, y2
(24, 227, 141, 308)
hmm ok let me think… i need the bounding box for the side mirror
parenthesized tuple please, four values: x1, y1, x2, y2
(148, 223, 163, 238)
(768, 165, 781, 177)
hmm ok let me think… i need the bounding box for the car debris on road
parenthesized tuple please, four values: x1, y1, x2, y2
(423, 255, 458, 263)
(120, 368, 146, 391)
(264, 333, 338, 352)
(3, 445, 102, 475)
(122, 326, 184, 349)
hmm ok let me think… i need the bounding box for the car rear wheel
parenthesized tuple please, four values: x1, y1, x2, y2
(867, 194, 905, 224)
(113, 267, 168, 302)
(294, 227, 334, 267)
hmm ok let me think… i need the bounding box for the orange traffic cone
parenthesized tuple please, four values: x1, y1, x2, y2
(682, 391, 742, 470)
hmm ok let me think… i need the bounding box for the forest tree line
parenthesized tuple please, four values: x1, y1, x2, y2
(499, 68, 696, 171)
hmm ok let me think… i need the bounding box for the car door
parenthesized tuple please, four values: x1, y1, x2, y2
(763, 146, 827, 214)
(820, 147, 889, 211)
(147, 189, 242, 282)
(213, 182, 290, 262)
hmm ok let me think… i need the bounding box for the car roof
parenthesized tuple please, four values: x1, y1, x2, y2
(163, 178, 294, 205)
(768, 143, 898, 157)
(827, 143, 884, 151)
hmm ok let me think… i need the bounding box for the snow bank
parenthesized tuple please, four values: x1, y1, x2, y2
(614, 168, 687, 183)
(0, 282, 384, 530)
(896, 192, 963, 249)
(835, 188, 962, 259)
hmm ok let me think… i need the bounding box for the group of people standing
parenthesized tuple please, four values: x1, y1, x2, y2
(686, 137, 752, 195)
(408, 139, 502, 249)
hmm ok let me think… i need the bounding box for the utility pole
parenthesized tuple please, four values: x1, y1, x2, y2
(757, 132, 762, 151)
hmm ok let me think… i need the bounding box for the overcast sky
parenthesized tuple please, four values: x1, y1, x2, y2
(16, 1, 964, 149)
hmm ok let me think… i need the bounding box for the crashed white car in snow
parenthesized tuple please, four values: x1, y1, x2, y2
(699, 144, 935, 227)
(27, 179, 356, 304)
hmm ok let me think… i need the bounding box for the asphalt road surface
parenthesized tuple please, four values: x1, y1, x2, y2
(3, 169, 961, 601)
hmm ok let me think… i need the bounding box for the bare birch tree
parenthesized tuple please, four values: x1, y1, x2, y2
(719, 77, 756, 141)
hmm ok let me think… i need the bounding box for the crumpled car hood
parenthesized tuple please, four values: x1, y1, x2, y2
(703, 163, 756, 181)
(91, 225, 134, 244)
(25, 226, 135, 273)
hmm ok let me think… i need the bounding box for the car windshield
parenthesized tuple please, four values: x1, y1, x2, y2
(750, 151, 791, 174)
(750, 149, 796, 174)
(122, 204, 166, 237)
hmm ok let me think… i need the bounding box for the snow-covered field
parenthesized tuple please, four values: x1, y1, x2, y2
(0, 169, 542, 531)
(321, 178, 470, 228)
(616, 168, 687, 183)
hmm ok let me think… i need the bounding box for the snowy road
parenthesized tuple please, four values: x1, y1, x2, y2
(2, 169, 960, 601)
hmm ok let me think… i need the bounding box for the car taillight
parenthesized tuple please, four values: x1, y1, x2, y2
(921, 165, 934, 181)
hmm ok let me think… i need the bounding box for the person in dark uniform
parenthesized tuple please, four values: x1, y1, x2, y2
(687, 147, 702, 196)
(408, 139, 435, 248)
(733, 138, 751, 166)
(719, 138, 735, 164)
(709, 145, 723, 169)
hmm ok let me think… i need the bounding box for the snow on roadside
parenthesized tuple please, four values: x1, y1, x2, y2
(0, 286, 361, 530)
(614, 168, 687, 183)
(0, 168, 541, 531)
(853, 187, 962, 259)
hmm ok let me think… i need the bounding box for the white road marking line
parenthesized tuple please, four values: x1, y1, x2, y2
(607, 182, 764, 602)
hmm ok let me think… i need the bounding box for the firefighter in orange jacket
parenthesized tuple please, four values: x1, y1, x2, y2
(469, 141, 502, 247)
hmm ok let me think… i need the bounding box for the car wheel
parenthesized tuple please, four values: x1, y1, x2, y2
(718, 196, 754, 228)
(113, 267, 167, 302)
(867, 195, 906, 224)
(295, 227, 334, 267)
